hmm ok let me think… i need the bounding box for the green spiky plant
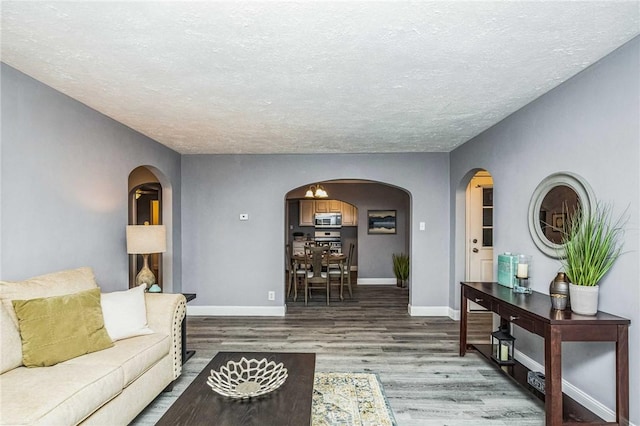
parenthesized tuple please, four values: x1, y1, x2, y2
(392, 253, 409, 288)
(560, 202, 626, 286)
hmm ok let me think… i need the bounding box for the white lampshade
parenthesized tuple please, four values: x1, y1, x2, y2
(126, 225, 167, 254)
(315, 186, 328, 198)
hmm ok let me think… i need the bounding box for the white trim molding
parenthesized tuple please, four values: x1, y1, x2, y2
(187, 305, 286, 317)
(514, 350, 634, 425)
(448, 308, 461, 321)
(357, 278, 397, 285)
(408, 305, 451, 316)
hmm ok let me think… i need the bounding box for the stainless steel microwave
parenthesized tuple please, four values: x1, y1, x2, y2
(314, 213, 342, 228)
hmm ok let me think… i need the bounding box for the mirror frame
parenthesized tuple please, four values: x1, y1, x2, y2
(527, 172, 595, 259)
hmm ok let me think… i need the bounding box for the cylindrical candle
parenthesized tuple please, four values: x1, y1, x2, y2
(500, 344, 509, 361)
(516, 263, 528, 278)
(516, 255, 531, 279)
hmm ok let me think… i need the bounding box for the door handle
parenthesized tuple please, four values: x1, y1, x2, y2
(472, 239, 478, 243)
(472, 248, 479, 253)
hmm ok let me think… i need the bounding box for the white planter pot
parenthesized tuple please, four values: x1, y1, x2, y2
(569, 283, 599, 315)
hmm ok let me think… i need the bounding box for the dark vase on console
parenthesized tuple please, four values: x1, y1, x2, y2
(550, 272, 571, 308)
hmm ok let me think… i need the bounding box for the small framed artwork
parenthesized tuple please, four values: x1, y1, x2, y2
(368, 210, 397, 234)
(551, 212, 566, 233)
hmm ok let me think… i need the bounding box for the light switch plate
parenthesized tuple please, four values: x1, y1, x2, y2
(240, 213, 249, 221)
(419, 221, 426, 231)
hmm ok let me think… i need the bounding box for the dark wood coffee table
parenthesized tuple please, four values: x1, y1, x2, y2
(157, 352, 316, 426)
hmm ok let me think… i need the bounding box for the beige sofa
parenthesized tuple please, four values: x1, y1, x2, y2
(0, 267, 187, 425)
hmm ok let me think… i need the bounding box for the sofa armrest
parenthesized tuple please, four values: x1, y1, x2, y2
(144, 293, 187, 380)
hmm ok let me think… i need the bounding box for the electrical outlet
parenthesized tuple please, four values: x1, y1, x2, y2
(268, 291, 275, 301)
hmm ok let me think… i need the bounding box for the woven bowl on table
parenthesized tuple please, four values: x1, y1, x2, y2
(206, 357, 288, 399)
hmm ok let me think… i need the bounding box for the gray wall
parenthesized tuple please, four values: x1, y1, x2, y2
(450, 37, 639, 422)
(181, 153, 449, 307)
(0, 64, 183, 292)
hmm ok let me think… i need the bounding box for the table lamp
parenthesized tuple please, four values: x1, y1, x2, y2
(126, 225, 166, 292)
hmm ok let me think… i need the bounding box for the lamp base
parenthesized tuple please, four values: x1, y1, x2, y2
(135, 254, 157, 288)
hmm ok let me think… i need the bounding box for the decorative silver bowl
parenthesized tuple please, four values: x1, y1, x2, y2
(206, 357, 288, 399)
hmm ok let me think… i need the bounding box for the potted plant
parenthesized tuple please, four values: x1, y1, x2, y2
(392, 253, 409, 288)
(560, 202, 626, 315)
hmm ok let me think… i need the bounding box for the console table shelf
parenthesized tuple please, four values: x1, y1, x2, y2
(472, 343, 602, 423)
(460, 282, 630, 426)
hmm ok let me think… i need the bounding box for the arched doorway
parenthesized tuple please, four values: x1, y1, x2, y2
(284, 179, 411, 309)
(127, 165, 174, 292)
(453, 169, 495, 337)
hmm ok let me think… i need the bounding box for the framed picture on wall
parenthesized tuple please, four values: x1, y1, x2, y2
(551, 212, 567, 233)
(368, 210, 397, 234)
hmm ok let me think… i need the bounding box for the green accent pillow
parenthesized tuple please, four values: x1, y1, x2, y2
(12, 288, 113, 367)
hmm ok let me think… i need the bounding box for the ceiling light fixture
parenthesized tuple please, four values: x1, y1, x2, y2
(304, 184, 329, 199)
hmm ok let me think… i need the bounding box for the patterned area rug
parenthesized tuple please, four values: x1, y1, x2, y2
(313, 372, 396, 426)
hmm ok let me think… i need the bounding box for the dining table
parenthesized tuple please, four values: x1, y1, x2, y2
(291, 251, 348, 300)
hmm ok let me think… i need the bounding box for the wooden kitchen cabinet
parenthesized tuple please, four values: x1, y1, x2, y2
(299, 200, 315, 226)
(314, 200, 329, 213)
(314, 199, 341, 213)
(342, 203, 358, 226)
(299, 200, 358, 226)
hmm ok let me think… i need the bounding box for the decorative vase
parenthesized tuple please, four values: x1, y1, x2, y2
(549, 272, 571, 307)
(568, 283, 599, 315)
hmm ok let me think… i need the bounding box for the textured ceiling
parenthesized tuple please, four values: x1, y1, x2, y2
(2, 1, 639, 154)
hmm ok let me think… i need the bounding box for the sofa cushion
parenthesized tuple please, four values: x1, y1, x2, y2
(0, 267, 98, 327)
(64, 332, 171, 388)
(0, 304, 23, 373)
(12, 288, 113, 367)
(0, 362, 123, 425)
(100, 284, 154, 341)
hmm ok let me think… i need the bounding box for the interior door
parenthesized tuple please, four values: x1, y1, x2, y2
(466, 173, 494, 310)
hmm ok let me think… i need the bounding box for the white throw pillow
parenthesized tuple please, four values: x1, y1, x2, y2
(100, 284, 153, 341)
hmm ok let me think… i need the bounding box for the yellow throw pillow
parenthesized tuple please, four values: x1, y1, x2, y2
(12, 288, 113, 367)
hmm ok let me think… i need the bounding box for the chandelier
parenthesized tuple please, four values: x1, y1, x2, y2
(304, 184, 328, 198)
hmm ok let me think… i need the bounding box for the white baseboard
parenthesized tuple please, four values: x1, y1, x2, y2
(408, 305, 451, 316)
(449, 308, 461, 321)
(514, 350, 634, 425)
(187, 305, 286, 317)
(357, 278, 397, 285)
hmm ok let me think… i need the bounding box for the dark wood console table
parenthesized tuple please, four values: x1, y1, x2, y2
(460, 282, 630, 426)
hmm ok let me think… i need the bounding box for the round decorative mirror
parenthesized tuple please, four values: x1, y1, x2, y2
(528, 172, 595, 258)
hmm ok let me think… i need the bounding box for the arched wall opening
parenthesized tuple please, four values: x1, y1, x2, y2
(285, 179, 412, 306)
(127, 165, 175, 293)
(452, 168, 495, 316)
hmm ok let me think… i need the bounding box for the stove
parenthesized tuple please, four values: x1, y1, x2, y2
(314, 231, 342, 253)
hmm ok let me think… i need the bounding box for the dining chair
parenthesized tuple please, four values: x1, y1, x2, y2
(286, 244, 306, 301)
(303, 245, 330, 305)
(329, 243, 354, 300)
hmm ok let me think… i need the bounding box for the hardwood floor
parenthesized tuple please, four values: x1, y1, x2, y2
(179, 284, 544, 425)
